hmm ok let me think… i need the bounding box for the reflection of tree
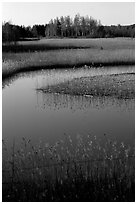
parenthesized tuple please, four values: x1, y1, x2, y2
(35, 91, 135, 112)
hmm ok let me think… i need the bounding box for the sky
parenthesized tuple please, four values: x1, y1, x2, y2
(2, 2, 135, 26)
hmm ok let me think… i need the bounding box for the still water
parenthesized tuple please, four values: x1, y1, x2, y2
(2, 66, 135, 151)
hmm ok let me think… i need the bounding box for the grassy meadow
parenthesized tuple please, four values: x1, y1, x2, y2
(3, 135, 135, 202)
(2, 38, 135, 78)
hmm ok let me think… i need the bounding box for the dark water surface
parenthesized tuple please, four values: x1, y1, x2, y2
(2, 66, 135, 152)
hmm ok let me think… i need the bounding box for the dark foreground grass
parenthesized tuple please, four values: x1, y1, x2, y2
(3, 135, 135, 202)
(37, 73, 135, 99)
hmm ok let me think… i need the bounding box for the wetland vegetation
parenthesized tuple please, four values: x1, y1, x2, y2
(37, 73, 135, 99)
(2, 13, 135, 202)
(2, 38, 135, 79)
(2, 66, 135, 201)
(3, 135, 135, 202)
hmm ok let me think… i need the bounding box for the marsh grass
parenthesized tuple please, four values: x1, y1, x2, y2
(2, 42, 91, 52)
(2, 48, 135, 79)
(2, 38, 135, 79)
(37, 73, 135, 99)
(2, 135, 135, 202)
(3, 38, 135, 52)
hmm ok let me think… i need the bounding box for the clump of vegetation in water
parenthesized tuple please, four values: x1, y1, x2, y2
(37, 73, 135, 99)
(2, 135, 135, 202)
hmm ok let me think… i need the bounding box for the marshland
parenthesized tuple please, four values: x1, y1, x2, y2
(2, 38, 135, 78)
(2, 9, 135, 202)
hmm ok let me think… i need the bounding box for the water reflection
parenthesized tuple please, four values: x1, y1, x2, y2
(2, 66, 135, 150)
(36, 90, 134, 113)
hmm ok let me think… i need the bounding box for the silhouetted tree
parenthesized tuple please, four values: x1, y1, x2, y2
(2, 15, 135, 42)
(60, 16, 66, 37)
(74, 14, 80, 37)
(2, 22, 13, 43)
(56, 17, 61, 36)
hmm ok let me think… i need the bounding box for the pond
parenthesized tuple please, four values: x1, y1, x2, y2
(2, 66, 135, 153)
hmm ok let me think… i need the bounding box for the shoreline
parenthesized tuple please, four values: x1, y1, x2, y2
(2, 61, 135, 80)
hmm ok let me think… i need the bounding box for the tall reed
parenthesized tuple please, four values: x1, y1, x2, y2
(2, 134, 135, 201)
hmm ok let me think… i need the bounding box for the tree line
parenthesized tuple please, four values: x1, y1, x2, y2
(2, 14, 135, 43)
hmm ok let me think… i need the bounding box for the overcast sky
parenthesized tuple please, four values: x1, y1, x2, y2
(2, 2, 135, 26)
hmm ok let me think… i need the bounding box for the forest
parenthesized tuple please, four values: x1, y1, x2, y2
(2, 14, 135, 43)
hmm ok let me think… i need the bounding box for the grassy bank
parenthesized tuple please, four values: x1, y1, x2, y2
(2, 38, 135, 79)
(37, 73, 135, 99)
(3, 135, 135, 202)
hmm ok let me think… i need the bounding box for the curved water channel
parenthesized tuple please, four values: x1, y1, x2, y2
(3, 66, 135, 152)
